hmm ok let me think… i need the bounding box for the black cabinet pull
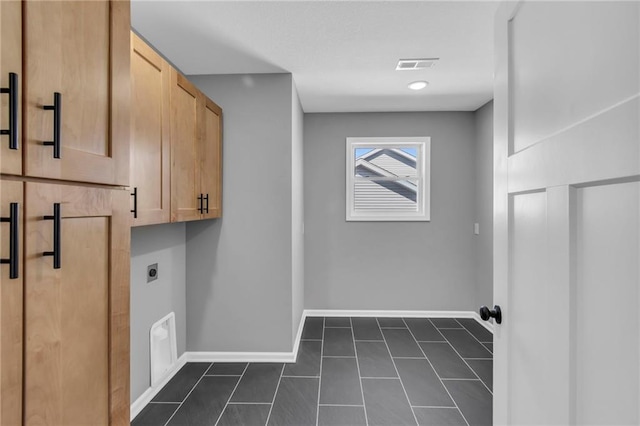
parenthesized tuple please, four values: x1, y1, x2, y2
(131, 187, 137, 218)
(43, 203, 61, 269)
(204, 194, 209, 214)
(197, 194, 203, 214)
(0, 72, 18, 150)
(1, 202, 19, 279)
(479, 305, 502, 324)
(43, 92, 62, 159)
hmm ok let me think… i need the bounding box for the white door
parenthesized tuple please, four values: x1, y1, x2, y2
(493, 1, 639, 424)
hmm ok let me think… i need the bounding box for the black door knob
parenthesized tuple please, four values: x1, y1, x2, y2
(479, 305, 502, 324)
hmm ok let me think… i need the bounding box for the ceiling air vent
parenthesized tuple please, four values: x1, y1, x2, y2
(395, 58, 439, 71)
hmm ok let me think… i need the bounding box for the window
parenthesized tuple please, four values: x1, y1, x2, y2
(346, 137, 430, 221)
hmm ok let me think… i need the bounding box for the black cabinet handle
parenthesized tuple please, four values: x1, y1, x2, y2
(0, 72, 18, 150)
(131, 187, 137, 218)
(43, 203, 61, 269)
(479, 305, 502, 324)
(1, 202, 19, 279)
(43, 92, 62, 159)
(204, 194, 209, 214)
(197, 194, 203, 214)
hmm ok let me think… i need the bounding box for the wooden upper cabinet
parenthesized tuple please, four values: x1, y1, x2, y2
(170, 70, 223, 222)
(23, 0, 130, 186)
(0, 180, 24, 426)
(0, 1, 22, 175)
(170, 70, 202, 222)
(201, 98, 223, 219)
(23, 182, 130, 425)
(130, 32, 171, 226)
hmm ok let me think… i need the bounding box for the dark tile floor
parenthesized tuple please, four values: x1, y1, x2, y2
(133, 317, 493, 426)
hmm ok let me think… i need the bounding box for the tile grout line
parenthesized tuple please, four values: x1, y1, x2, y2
(263, 363, 286, 426)
(163, 363, 213, 426)
(322, 355, 357, 358)
(433, 319, 492, 395)
(455, 318, 495, 347)
(204, 374, 244, 377)
(282, 375, 320, 378)
(412, 405, 460, 409)
(227, 402, 272, 405)
(315, 317, 325, 426)
(213, 363, 250, 426)
(360, 376, 399, 379)
(377, 318, 420, 426)
(407, 319, 471, 426)
(318, 404, 365, 407)
(449, 319, 494, 394)
(350, 317, 370, 426)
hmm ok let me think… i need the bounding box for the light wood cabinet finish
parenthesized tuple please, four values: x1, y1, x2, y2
(0, 180, 23, 426)
(0, 0, 22, 175)
(23, 182, 130, 425)
(201, 98, 223, 219)
(170, 70, 202, 222)
(24, 0, 130, 186)
(130, 32, 171, 226)
(169, 69, 223, 222)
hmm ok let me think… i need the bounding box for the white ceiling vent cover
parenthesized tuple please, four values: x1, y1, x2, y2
(396, 58, 439, 71)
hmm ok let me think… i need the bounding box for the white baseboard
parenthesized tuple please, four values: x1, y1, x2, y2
(471, 311, 495, 334)
(130, 352, 188, 421)
(184, 312, 308, 363)
(131, 309, 492, 420)
(304, 309, 474, 319)
(184, 351, 295, 363)
(305, 309, 494, 333)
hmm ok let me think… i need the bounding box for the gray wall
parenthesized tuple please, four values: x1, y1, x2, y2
(304, 112, 477, 310)
(291, 81, 305, 341)
(185, 74, 295, 352)
(130, 223, 186, 403)
(474, 101, 494, 309)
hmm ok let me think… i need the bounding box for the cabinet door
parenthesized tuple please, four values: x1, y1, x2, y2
(131, 32, 171, 226)
(171, 70, 201, 222)
(0, 1, 22, 175)
(200, 98, 222, 219)
(24, 183, 130, 425)
(0, 179, 23, 426)
(24, 0, 130, 186)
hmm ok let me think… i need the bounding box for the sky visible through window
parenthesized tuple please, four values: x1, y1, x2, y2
(355, 147, 417, 159)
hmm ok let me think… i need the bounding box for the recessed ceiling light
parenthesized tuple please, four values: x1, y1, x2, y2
(408, 81, 428, 91)
(396, 58, 439, 71)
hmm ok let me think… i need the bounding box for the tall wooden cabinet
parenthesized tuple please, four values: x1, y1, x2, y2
(23, 183, 130, 425)
(0, 0, 22, 175)
(23, 0, 130, 186)
(0, 180, 23, 426)
(0, 1, 131, 425)
(130, 32, 171, 226)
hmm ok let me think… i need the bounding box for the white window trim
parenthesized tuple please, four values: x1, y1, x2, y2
(346, 136, 431, 222)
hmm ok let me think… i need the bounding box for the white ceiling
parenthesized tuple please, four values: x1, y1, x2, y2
(131, 1, 498, 113)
